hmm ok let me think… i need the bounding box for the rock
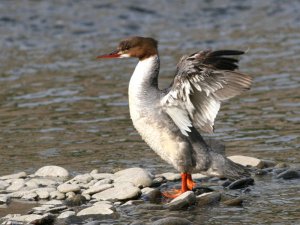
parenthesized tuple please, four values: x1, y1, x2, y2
(83, 221, 101, 225)
(35, 165, 69, 177)
(45, 205, 67, 213)
(22, 192, 38, 201)
(136, 203, 164, 210)
(255, 169, 268, 176)
(0, 180, 9, 190)
(260, 160, 276, 168)
(93, 178, 113, 186)
(151, 176, 166, 187)
(114, 168, 153, 187)
(83, 194, 91, 201)
(57, 183, 80, 193)
(0, 171, 27, 180)
(6, 179, 25, 191)
(90, 173, 114, 180)
(93, 182, 141, 201)
(57, 210, 76, 219)
(43, 199, 64, 206)
(167, 191, 196, 210)
(7, 214, 43, 223)
(72, 173, 93, 183)
(26, 178, 58, 188)
(77, 203, 115, 216)
(50, 190, 65, 200)
(223, 197, 243, 206)
(152, 217, 192, 225)
(228, 155, 263, 167)
(276, 169, 300, 180)
(82, 184, 113, 195)
(227, 177, 254, 189)
(158, 172, 181, 181)
(65, 194, 87, 206)
(9, 190, 32, 198)
(0, 195, 10, 204)
(196, 192, 221, 206)
(275, 162, 289, 168)
(30, 213, 55, 225)
(192, 173, 208, 180)
(35, 188, 55, 199)
(141, 187, 161, 203)
(66, 191, 76, 199)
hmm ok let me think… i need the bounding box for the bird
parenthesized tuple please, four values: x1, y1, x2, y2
(97, 36, 252, 198)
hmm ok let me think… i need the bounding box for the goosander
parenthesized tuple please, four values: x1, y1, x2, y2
(97, 36, 252, 198)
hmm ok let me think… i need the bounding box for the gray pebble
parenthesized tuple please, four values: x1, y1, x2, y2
(276, 169, 300, 180)
(167, 191, 196, 210)
(152, 217, 192, 225)
(227, 177, 254, 189)
(196, 192, 221, 206)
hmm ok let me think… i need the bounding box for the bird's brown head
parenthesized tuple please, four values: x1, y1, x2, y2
(97, 36, 158, 61)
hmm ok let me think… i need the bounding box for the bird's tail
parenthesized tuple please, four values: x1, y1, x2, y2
(209, 152, 250, 180)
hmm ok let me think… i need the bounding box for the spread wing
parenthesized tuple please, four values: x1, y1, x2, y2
(161, 50, 252, 136)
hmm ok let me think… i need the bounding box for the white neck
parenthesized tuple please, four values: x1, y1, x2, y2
(128, 55, 160, 120)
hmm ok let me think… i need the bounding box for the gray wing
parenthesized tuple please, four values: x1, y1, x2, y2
(161, 50, 252, 136)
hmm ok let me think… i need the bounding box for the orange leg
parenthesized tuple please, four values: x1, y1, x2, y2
(187, 174, 196, 190)
(162, 173, 188, 198)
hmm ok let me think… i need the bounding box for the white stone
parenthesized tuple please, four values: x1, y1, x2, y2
(8, 214, 43, 223)
(90, 173, 114, 180)
(57, 210, 76, 219)
(170, 191, 196, 204)
(43, 199, 64, 205)
(114, 167, 153, 187)
(77, 204, 114, 216)
(35, 166, 69, 177)
(90, 169, 98, 174)
(26, 178, 58, 188)
(228, 155, 262, 167)
(50, 190, 65, 200)
(92, 182, 141, 201)
(72, 174, 93, 183)
(0, 180, 9, 190)
(9, 190, 31, 198)
(57, 183, 80, 193)
(82, 184, 113, 195)
(192, 173, 208, 179)
(36, 189, 50, 199)
(6, 179, 25, 191)
(158, 172, 181, 181)
(66, 191, 76, 199)
(94, 178, 112, 186)
(141, 187, 156, 195)
(0, 172, 27, 180)
(0, 194, 10, 204)
(83, 194, 91, 201)
(22, 192, 38, 201)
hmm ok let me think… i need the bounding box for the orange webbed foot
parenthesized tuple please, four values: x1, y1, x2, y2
(187, 174, 197, 190)
(162, 189, 185, 199)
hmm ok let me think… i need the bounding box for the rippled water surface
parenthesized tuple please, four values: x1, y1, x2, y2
(0, 0, 299, 224)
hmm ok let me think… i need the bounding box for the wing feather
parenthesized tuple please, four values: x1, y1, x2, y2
(161, 49, 252, 135)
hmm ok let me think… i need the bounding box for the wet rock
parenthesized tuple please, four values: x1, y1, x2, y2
(45, 205, 67, 213)
(90, 173, 114, 180)
(65, 194, 87, 206)
(114, 167, 153, 187)
(26, 178, 58, 188)
(167, 191, 196, 210)
(31, 214, 55, 225)
(276, 169, 300, 180)
(6, 179, 25, 191)
(273, 168, 288, 175)
(255, 169, 268, 176)
(260, 160, 276, 168)
(151, 176, 166, 187)
(83, 221, 101, 225)
(92, 182, 141, 201)
(0, 194, 10, 204)
(0, 171, 27, 180)
(152, 217, 192, 225)
(57, 211, 76, 219)
(275, 162, 289, 168)
(227, 177, 254, 189)
(141, 187, 161, 203)
(196, 192, 221, 206)
(43, 199, 64, 206)
(228, 155, 263, 167)
(158, 172, 180, 181)
(221, 180, 232, 187)
(57, 183, 80, 193)
(193, 186, 214, 195)
(6, 214, 44, 223)
(77, 203, 115, 216)
(82, 184, 113, 195)
(223, 197, 243, 206)
(136, 203, 164, 210)
(122, 199, 144, 206)
(35, 166, 69, 178)
(50, 190, 65, 200)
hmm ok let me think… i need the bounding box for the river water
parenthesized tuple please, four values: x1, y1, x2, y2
(0, 0, 299, 224)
